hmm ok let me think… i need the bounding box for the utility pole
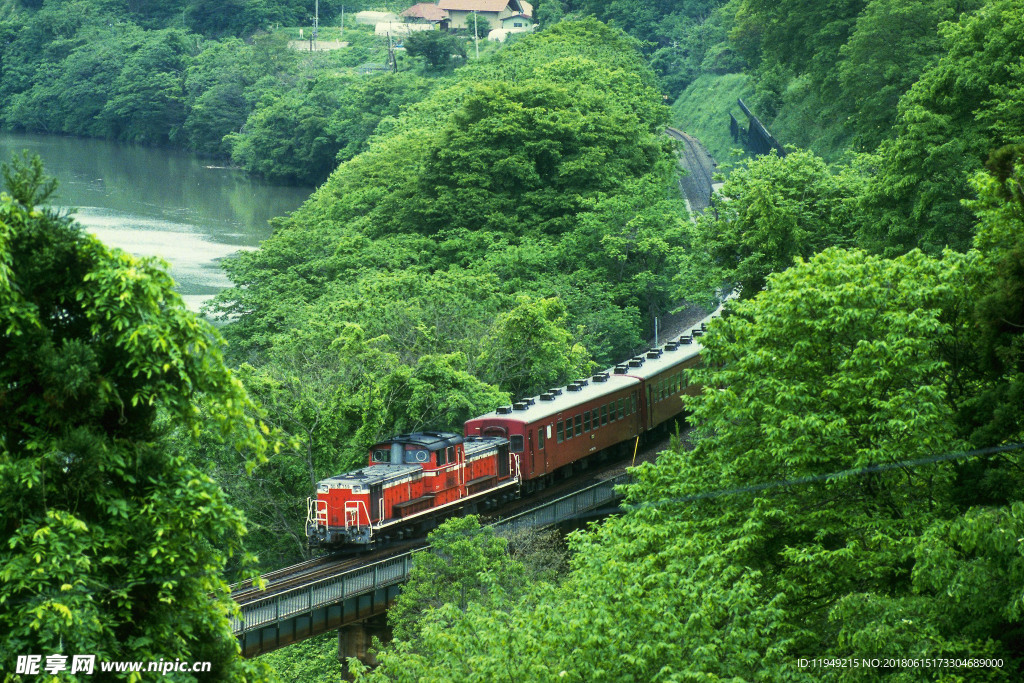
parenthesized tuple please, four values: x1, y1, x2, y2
(339, 4, 344, 43)
(473, 10, 479, 59)
(313, 0, 319, 50)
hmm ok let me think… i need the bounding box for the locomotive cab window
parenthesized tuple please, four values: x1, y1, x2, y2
(405, 448, 430, 464)
(372, 450, 389, 463)
(510, 435, 524, 452)
(538, 429, 545, 449)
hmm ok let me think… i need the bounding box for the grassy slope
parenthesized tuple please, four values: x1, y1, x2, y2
(671, 72, 856, 167)
(669, 73, 755, 166)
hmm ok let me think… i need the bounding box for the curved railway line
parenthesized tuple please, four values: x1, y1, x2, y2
(667, 126, 717, 214)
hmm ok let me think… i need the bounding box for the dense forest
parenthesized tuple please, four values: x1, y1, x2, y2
(2, 0, 1024, 681)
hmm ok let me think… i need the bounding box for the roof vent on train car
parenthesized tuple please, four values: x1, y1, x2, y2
(701, 322, 709, 331)
(539, 392, 555, 401)
(550, 388, 563, 396)
(679, 335, 693, 344)
(628, 359, 643, 367)
(592, 373, 609, 382)
(614, 365, 628, 374)
(575, 379, 589, 387)
(646, 349, 663, 359)
(496, 406, 512, 414)
(525, 397, 536, 405)
(691, 329, 704, 337)
(513, 402, 529, 411)
(567, 384, 581, 392)
(665, 342, 679, 351)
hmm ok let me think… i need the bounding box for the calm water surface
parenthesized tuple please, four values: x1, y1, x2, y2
(0, 132, 313, 310)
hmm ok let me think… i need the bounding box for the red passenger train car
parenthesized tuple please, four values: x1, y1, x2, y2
(464, 329, 705, 490)
(307, 307, 723, 552)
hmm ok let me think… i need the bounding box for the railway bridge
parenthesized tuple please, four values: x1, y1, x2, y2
(230, 472, 629, 665)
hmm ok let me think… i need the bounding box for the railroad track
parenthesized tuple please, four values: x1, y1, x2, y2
(232, 541, 425, 605)
(666, 126, 717, 214)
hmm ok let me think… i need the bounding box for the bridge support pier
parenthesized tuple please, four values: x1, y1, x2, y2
(338, 615, 391, 679)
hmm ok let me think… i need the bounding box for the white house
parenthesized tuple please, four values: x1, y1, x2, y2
(435, 0, 533, 31)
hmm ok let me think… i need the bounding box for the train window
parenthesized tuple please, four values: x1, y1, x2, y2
(601, 405, 608, 425)
(632, 393, 638, 414)
(609, 401, 616, 421)
(557, 420, 564, 442)
(405, 449, 430, 464)
(617, 398, 624, 418)
(574, 415, 582, 436)
(584, 411, 591, 432)
(510, 435, 524, 452)
(538, 429, 545, 449)
(372, 450, 389, 463)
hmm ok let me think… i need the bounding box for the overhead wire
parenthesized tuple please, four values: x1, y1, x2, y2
(560, 441, 1024, 523)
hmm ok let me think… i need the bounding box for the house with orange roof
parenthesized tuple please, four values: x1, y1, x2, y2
(402, 3, 451, 28)
(435, 0, 533, 31)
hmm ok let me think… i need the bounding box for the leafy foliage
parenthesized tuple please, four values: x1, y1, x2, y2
(357, 244, 1024, 680)
(0, 155, 275, 678)
(678, 149, 861, 300)
(862, 0, 1024, 255)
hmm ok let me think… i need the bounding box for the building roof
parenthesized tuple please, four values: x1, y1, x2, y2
(401, 3, 450, 21)
(438, 0, 514, 12)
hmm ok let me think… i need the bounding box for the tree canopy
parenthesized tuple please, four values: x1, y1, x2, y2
(0, 155, 274, 678)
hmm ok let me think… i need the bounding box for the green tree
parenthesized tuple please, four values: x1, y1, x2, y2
(477, 296, 593, 399)
(536, 0, 565, 28)
(403, 30, 465, 71)
(960, 147, 1024, 446)
(101, 29, 195, 145)
(678, 149, 860, 300)
(832, 0, 983, 152)
(0, 155, 273, 678)
(386, 516, 525, 642)
(863, 0, 1024, 255)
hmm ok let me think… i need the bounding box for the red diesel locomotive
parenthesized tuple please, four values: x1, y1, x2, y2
(306, 309, 721, 552)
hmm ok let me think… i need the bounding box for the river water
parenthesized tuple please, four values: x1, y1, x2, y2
(0, 132, 312, 310)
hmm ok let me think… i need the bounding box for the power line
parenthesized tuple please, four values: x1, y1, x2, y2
(563, 441, 1024, 523)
